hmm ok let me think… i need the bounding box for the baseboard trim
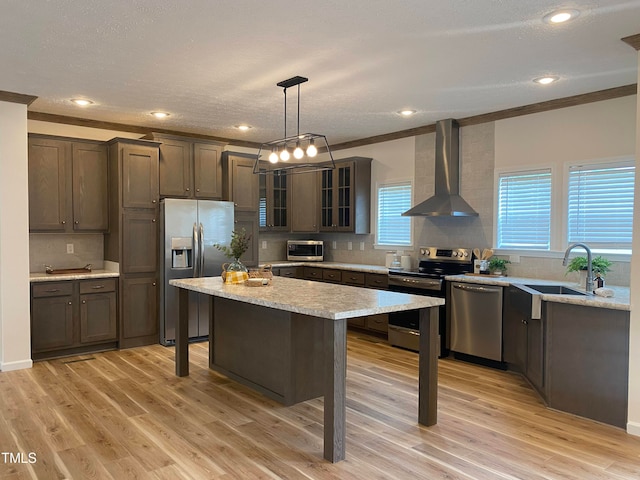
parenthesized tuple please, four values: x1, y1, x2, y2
(627, 421, 640, 436)
(0, 359, 33, 372)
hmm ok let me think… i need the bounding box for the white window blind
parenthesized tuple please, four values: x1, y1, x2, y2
(377, 182, 412, 246)
(497, 170, 551, 250)
(568, 161, 635, 250)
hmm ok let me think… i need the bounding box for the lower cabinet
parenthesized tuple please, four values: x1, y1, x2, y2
(31, 278, 118, 360)
(120, 275, 158, 348)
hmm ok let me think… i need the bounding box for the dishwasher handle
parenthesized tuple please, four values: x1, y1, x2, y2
(453, 283, 501, 294)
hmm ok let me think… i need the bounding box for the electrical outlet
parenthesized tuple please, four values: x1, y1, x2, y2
(347, 241, 352, 250)
(359, 242, 365, 251)
(66, 243, 74, 254)
(261, 240, 267, 249)
(332, 241, 337, 249)
(509, 254, 520, 264)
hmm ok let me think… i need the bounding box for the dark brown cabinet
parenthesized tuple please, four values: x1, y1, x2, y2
(121, 276, 158, 342)
(319, 157, 371, 234)
(222, 152, 259, 212)
(147, 133, 226, 199)
(259, 173, 289, 231)
(503, 285, 544, 392)
(31, 278, 117, 360)
(105, 138, 161, 348)
(28, 135, 108, 232)
(290, 172, 319, 233)
(222, 152, 260, 268)
(121, 210, 158, 274)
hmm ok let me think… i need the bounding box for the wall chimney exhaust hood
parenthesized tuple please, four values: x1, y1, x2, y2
(403, 118, 478, 217)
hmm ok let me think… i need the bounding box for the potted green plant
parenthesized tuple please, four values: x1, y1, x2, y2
(214, 228, 252, 277)
(488, 257, 510, 275)
(565, 255, 612, 276)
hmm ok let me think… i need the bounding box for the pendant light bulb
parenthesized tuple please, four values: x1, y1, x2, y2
(306, 139, 318, 158)
(293, 142, 304, 160)
(280, 147, 290, 161)
(268, 149, 279, 163)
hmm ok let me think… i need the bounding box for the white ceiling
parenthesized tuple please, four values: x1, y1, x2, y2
(1, 1, 639, 146)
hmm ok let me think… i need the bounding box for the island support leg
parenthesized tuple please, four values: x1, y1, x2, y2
(418, 307, 439, 425)
(176, 287, 189, 377)
(324, 318, 347, 462)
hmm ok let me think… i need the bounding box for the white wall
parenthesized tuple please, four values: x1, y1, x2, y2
(0, 101, 32, 371)
(628, 51, 640, 436)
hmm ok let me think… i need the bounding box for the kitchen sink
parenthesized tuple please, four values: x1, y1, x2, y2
(523, 284, 588, 296)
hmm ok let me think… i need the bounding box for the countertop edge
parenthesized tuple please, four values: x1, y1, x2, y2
(30, 270, 120, 282)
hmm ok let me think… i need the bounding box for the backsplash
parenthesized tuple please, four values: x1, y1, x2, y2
(29, 234, 105, 273)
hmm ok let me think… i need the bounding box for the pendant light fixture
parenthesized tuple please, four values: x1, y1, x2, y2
(254, 75, 335, 175)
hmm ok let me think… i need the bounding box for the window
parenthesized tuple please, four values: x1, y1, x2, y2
(567, 161, 635, 251)
(377, 181, 412, 246)
(497, 170, 551, 250)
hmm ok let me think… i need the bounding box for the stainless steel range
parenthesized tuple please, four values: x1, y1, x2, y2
(387, 246, 474, 355)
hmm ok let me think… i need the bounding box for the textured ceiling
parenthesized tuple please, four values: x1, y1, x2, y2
(1, 1, 639, 146)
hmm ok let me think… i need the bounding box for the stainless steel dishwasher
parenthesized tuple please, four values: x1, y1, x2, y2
(450, 282, 503, 362)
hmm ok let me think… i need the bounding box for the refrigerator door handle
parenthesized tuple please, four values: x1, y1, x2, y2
(193, 222, 199, 277)
(199, 223, 205, 277)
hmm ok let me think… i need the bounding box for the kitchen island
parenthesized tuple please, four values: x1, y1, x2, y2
(169, 276, 444, 462)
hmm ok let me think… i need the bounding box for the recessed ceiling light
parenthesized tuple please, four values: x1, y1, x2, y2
(151, 111, 170, 119)
(70, 98, 93, 106)
(533, 75, 559, 85)
(236, 125, 251, 131)
(543, 9, 580, 24)
(397, 109, 416, 117)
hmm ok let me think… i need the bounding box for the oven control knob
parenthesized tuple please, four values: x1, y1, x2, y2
(420, 248, 427, 256)
(452, 251, 458, 257)
(463, 251, 469, 257)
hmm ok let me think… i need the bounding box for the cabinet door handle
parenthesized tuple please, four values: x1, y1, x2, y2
(152, 282, 156, 286)
(91, 285, 105, 289)
(46, 289, 60, 293)
(74, 221, 79, 224)
(152, 219, 156, 223)
(61, 221, 66, 225)
(196, 189, 200, 192)
(152, 199, 157, 203)
(82, 300, 86, 304)
(68, 301, 72, 305)
(186, 188, 190, 192)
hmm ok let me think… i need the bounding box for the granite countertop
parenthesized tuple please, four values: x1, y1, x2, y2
(30, 269, 120, 282)
(445, 274, 630, 311)
(170, 276, 443, 320)
(261, 261, 389, 275)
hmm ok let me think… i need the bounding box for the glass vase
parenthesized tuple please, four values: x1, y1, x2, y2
(228, 258, 248, 274)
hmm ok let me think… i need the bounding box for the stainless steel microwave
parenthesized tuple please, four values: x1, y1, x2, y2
(287, 240, 324, 261)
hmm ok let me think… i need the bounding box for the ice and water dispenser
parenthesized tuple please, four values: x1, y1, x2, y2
(171, 237, 193, 269)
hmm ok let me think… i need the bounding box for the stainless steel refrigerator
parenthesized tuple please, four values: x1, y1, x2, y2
(160, 198, 234, 345)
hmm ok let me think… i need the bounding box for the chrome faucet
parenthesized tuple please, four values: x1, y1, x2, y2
(562, 243, 593, 293)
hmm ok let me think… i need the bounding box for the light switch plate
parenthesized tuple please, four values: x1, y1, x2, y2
(261, 240, 267, 249)
(509, 254, 520, 264)
(359, 241, 365, 251)
(347, 241, 352, 250)
(66, 243, 74, 254)
(332, 241, 337, 249)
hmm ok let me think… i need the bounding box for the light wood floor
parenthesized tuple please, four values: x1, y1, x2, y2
(2, 332, 640, 480)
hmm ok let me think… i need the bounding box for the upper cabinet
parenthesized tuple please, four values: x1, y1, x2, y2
(28, 135, 109, 233)
(221, 152, 259, 212)
(259, 172, 290, 231)
(319, 157, 372, 234)
(290, 172, 319, 233)
(146, 133, 226, 200)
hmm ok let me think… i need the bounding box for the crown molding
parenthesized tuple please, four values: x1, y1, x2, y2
(0, 90, 38, 106)
(622, 33, 640, 50)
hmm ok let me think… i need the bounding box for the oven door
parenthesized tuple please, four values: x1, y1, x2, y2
(387, 277, 447, 356)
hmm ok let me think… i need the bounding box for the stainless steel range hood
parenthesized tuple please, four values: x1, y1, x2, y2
(403, 118, 478, 217)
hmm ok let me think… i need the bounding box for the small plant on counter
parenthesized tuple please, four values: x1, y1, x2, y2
(214, 228, 251, 260)
(565, 256, 612, 277)
(488, 257, 510, 274)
